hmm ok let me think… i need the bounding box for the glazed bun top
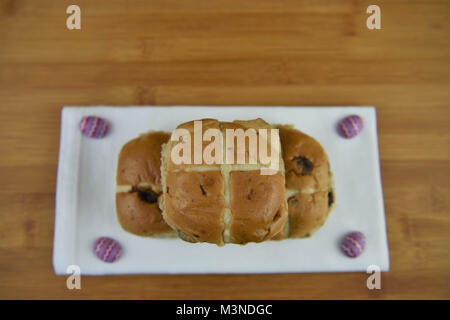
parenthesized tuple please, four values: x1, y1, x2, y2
(115, 131, 174, 237)
(161, 118, 288, 245)
(117, 131, 170, 192)
(276, 125, 334, 238)
(278, 125, 329, 193)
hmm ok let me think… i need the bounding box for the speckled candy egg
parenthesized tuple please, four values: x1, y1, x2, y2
(93, 237, 122, 263)
(337, 115, 363, 139)
(341, 232, 366, 258)
(79, 116, 109, 138)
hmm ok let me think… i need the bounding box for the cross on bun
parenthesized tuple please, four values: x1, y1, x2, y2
(116, 131, 175, 237)
(160, 118, 288, 245)
(275, 125, 335, 239)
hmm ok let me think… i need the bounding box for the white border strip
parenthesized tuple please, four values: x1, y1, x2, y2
(53, 108, 81, 275)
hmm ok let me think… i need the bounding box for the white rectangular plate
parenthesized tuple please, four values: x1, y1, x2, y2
(54, 106, 389, 275)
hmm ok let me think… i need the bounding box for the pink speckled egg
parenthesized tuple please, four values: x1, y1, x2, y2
(337, 115, 363, 139)
(79, 116, 109, 138)
(93, 237, 122, 263)
(341, 232, 366, 258)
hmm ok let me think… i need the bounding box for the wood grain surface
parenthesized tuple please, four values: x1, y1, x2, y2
(0, 0, 449, 299)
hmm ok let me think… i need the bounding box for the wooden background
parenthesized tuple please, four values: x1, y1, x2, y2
(0, 0, 449, 299)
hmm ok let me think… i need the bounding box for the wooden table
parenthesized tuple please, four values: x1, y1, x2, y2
(1, 0, 449, 299)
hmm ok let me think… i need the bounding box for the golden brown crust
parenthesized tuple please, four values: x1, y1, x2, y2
(161, 118, 288, 245)
(116, 131, 175, 237)
(117, 131, 171, 189)
(276, 125, 334, 239)
(229, 171, 287, 243)
(116, 192, 173, 236)
(278, 125, 329, 192)
(163, 171, 225, 245)
(287, 192, 328, 238)
(116, 121, 334, 242)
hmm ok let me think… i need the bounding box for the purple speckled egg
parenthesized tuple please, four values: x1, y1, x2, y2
(79, 116, 109, 138)
(93, 237, 122, 263)
(341, 232, 366, 258)
(337, 115, 363, 139)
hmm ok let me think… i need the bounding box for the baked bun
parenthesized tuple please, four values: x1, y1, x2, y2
(276, 125, 335, 238)
(161, 118, 288, 245)
(116, 131, 175, 237)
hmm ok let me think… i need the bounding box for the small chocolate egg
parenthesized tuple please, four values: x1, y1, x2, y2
(337, 115, 363, 139)
(93, 237, 122, 263)
(341, 232, 366, 258)
(79, 116, 109, 138)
